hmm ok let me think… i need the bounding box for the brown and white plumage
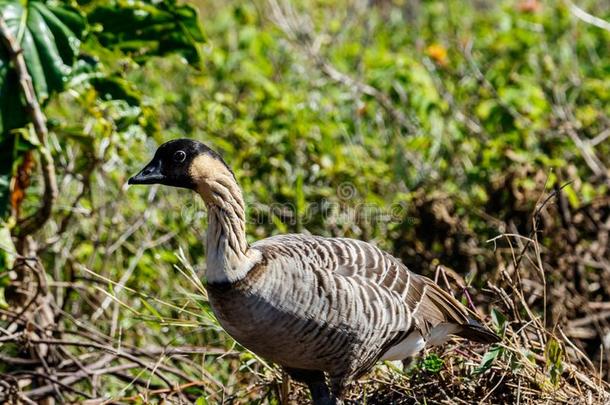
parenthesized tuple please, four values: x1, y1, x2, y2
(129, 139, 500, 404)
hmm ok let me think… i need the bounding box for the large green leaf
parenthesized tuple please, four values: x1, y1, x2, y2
(88, 0, 204, 65)
(0, 0, 85, 218)
(0, 0, 85, 110)
(0, 46, 25, 142)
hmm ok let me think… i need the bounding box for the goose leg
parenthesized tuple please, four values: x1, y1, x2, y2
(329, 377, 346, 405)
(284, 367, 336, 405)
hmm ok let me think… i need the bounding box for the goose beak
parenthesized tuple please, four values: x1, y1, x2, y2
(128, 159, 165, 185)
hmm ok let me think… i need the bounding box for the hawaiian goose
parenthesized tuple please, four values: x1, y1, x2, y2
(129, 139, 500, 404)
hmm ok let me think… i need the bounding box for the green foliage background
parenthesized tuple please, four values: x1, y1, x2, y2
(1, 0, 609, 402)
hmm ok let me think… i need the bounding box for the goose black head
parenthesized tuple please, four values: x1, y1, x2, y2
(128, 139, 231, 190)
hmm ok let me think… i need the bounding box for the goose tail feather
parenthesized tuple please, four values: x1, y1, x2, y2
(455, 318, 501, 344)
(422, 277, 501, 344)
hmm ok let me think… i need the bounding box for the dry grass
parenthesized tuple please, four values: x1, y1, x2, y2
(2, 186, 610, 404)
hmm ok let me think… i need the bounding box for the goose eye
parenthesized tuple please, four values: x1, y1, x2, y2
(173, 150, 186, 163)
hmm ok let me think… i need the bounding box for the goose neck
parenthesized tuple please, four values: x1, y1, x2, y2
(199, 176, 251, 284)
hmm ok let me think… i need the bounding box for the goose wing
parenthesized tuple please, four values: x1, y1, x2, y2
(252, 234, 498, 363)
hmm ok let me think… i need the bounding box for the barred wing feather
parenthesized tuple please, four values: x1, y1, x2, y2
(252, 234, 498, 373)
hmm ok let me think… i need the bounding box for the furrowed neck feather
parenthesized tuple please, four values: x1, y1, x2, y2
(190, 155, 255, 283)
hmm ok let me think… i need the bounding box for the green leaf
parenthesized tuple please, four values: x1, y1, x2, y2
(89, 75, 141, 106)
(545, 338, 563, 386)
(195, 396, 208, 405)
(421, 353, 444, 373)
(0, 221, 13, 309)
(0, 0, 85, 105)
(0, 49, 27, 136)
(475, 345, 502, 375)
(0, 136, 13, 218)
(491, 308, 507, 334)
(0, 221, 15, 269)
(88, 0, 205, 65)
